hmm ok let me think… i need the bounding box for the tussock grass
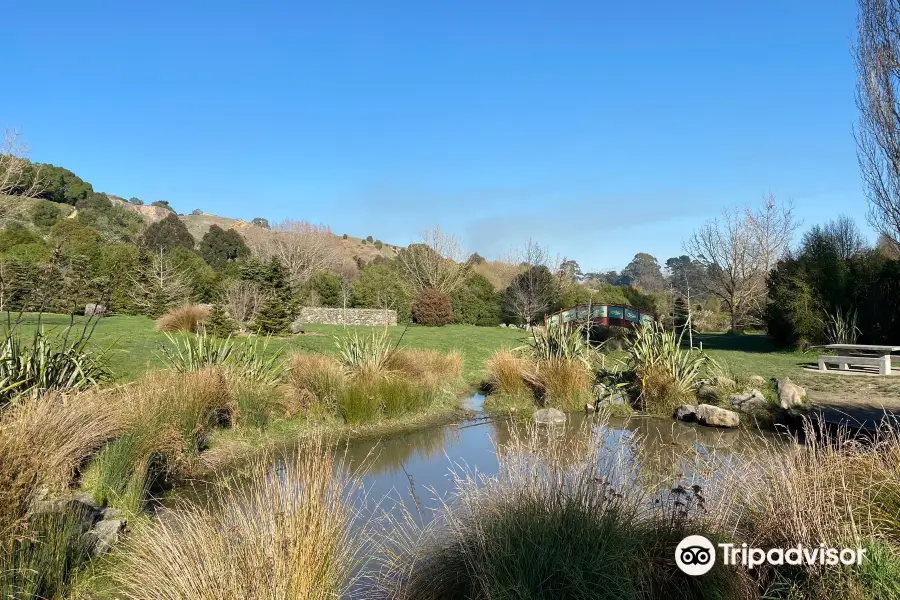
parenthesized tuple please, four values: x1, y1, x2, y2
(0, 506, 93, 600)
(83, 369, 232, 513)
(485, 349, 530, 398)
(288, 345, 461, 426)
(114, 441, 364, 600)
(0, 391, 124, 535)
(484, 329, 597, 412)
(381, 424, 752, 600)
(154, 304, 210, 333)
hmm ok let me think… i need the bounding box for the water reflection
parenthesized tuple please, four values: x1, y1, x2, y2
(340, 411, 784, 529)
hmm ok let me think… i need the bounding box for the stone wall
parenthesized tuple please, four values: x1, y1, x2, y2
(297, 307, 397, 326)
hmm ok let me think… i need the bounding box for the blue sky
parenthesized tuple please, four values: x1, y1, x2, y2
(5, 1, 867, 271)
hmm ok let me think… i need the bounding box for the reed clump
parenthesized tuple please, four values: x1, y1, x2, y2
(154, 304, 210, 333)
(114, 441, 364, 600)
(287, 333, 462, 425)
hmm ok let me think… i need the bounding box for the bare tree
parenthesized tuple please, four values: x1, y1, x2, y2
(244, 219, 342, 287)
(856, 0, 900, 252)
(128, 249, 190, 314)
(685, 195, 796, 332)
(397, 225, 472, 295)
(504, 239, 558, 326)
(0, 129, 47, 220)
(222, 280, 265, 324)
(802, 215, 868, 260)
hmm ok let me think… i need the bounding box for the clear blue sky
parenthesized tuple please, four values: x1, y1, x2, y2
(6, 0, 867, 271)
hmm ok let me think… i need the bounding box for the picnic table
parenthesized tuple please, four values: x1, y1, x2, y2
(818, 344, 900, 375)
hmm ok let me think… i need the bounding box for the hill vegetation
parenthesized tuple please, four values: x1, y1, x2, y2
(0, 152, 687, 332)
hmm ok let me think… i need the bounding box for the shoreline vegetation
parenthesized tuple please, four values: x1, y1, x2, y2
(3, 310, 900, 599)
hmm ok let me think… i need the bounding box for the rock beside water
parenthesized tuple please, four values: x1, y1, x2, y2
(777, 378, 807, 409)
(533, 408, 566, 425)
(695, 404, 740, 428)
(729, 389, 768, 413)
(673, 405, 697, 422)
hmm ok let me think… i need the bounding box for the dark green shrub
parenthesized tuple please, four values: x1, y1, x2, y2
(374, 240, 383, 249)
(366, 235, 374, 242)
(198, 224, 250, 270)
(206, 303, 237, 336)
(452, 273, 502, 326)
(141, 213, 194, 252)
(342, 233, 348, 239)
(412, 288, 453, 326)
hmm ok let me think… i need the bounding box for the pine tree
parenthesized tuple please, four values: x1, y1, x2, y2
(206, 302, 237, 337)
(252, 257, 294, 334)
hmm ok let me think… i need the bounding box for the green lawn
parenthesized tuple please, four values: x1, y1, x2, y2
(7, 316, 898, 407)
(1, 315, 527, 387)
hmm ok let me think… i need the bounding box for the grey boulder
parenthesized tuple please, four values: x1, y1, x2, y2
(777, 378, 807, 409)
(729, 389, 769, 413)
(533, 408, 567, 425)
(695, 404, 740, 428)
(673, 404, 697, 422)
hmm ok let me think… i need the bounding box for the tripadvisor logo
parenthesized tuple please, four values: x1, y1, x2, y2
(675, 535, 868, 576)
(675, 535, 716, 576)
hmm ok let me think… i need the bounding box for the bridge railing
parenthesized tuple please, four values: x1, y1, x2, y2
(543, 303, 657, 329)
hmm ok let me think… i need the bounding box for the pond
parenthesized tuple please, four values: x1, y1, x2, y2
(163, 394, 789, 597)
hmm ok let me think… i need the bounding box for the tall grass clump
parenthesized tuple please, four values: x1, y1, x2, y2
(83, 369, 232, 513)
(288, 342, 461, 425)
(0, 391, 124, 536)
(0, 327, 110, 405)
(154, 304, 210, 333)
(0, 507, 94, 600)
(717, 420, 900, 598)
(484, 325, 598, 412)
(160, 329, 284, 384)
(114, 441, 365, 600)
(623, 321, 709, 416)
(0, 391, 123, 599)
(382, 424, 752, 600)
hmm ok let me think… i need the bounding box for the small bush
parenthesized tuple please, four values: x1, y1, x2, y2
(412, 288, 454, 326)
(342, 233, 348, 239)
(366, 235, 374, 242)
(288, 354, 344, 413)
(160, 330, 284, 384)
(0, 327, 110, 405)
(114, 442, 363, 599)
(205, 302, 237, 337)
(334, 328, 394, 379)
(374, 240, 383, 249)
(155, 305, 210, 333)
(485, 349, 530, 398)
(524, 358, 593, 410)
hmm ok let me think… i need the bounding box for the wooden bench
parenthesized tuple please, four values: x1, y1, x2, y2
(818, 355, 888, 373)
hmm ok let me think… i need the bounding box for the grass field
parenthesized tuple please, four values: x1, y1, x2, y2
(1, 314, 527, 387)
(6, 315, 900, 408)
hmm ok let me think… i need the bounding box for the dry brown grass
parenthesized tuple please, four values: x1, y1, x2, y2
(288, 354, 344, 413)
(0, 391, 125, 535)
(154, 304, 211, 333)
(525, 358, 593, 409)
(485, 349, 530, 397)
(386, 348, 463, 388)
(114, 441, 364, 600)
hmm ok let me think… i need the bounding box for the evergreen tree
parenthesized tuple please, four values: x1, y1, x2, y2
(141, 213, 195, 253)
(199, 225, 250, 270)
(252, 257, 294, 334)
(206, 302, 237, 337)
